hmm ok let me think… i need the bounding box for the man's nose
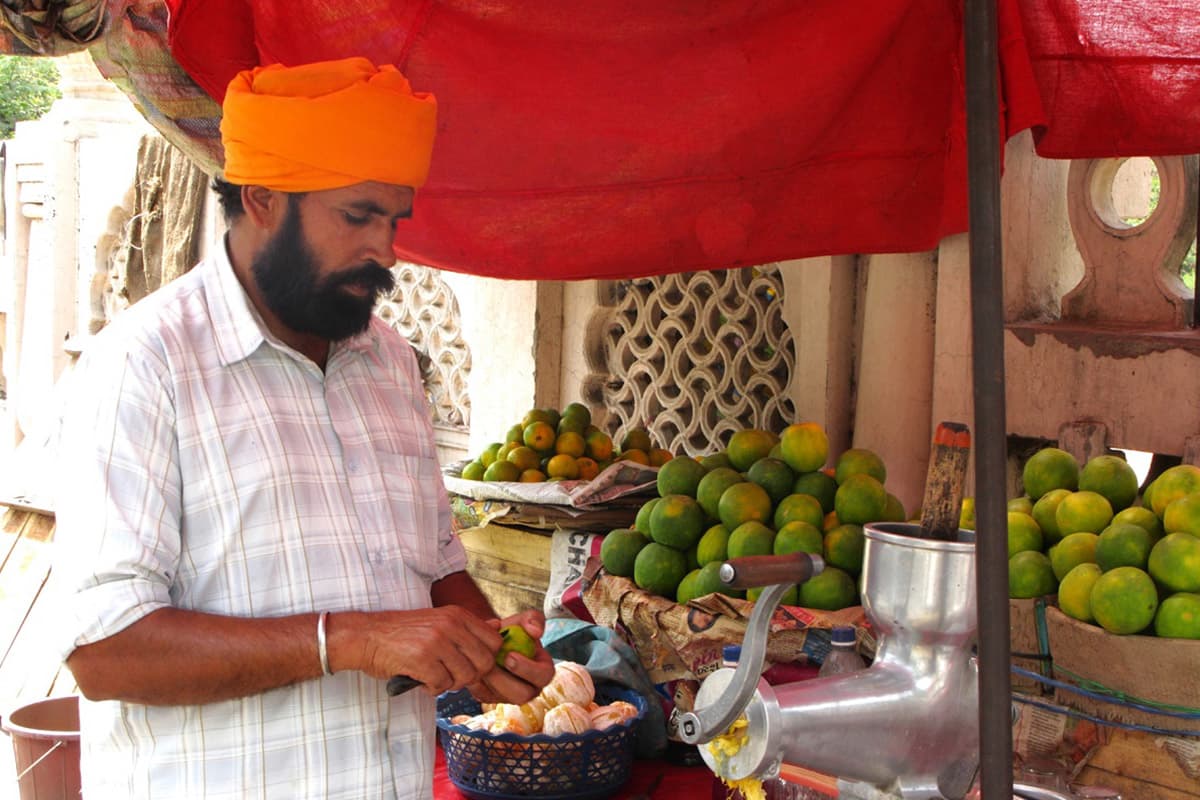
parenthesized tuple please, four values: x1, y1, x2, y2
(362, 220, 399, 265)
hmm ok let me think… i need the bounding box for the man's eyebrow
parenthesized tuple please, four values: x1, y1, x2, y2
(346, 199, 413, 221)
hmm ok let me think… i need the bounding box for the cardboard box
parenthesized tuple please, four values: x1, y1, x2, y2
(580, 557, 871, 684)
(1046, 606, 1200, 734)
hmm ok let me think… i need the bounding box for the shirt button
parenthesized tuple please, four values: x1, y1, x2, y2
(348, 459, 360, 473)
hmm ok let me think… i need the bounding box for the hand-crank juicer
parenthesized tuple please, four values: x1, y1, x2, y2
(678, 521, 982, 800)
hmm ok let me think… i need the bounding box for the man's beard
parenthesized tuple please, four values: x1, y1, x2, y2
(251, 199, 396, 342)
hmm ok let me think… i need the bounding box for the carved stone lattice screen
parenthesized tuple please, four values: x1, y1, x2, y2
(591, 267, 795, 455)
(375, 264, 471, 430)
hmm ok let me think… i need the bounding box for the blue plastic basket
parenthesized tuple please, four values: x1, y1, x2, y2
(436, 685, 646, 800)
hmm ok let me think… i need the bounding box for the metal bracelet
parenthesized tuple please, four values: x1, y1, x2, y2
(317, 611, 332, 676)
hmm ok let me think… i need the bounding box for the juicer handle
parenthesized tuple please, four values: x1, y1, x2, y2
(719, 552, 824, 589)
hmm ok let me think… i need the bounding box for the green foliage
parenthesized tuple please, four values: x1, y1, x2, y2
(0, 56, 61, 139)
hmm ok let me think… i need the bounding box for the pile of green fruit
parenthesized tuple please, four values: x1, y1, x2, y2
(1002, 447, 1200, 639)
(599, 423, 907, 611)
(460, 403, 670, 483)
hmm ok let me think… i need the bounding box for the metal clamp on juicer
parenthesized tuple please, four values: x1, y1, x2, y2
(678, 522, 984, 800)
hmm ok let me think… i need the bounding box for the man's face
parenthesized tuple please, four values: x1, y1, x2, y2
(251, 183, 414, 342)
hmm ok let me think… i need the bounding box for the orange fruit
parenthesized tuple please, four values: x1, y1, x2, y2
(575, 457, 600, 481)
(479, 443, 503, 467)
(557, 415, 586, 436)
(823, 523, 866, 576)
(696, 524, 731, 566)
(633, 543, 688, 598)
(621, 427, 654, 454)
(1164, 493, 1200, 537)
(823, 510, 840, 532)
(1022, 447, 1079, 501)
(773, 493, 825, 531)
(461, 460, 486, 481)
(522, 408, 556, 428)
(727, 429, 779, 472)
(585, 430, 615, 461)
(483, 460, 521, 482)
(727, 521, 776, 559)
(649, 448, 674, 467)
(834, 448, 887, 485)
(561, 401, 592, 428)
(519, 469, 547, 483)
(507, 445, 541, 472)
(1079, 455, 1140, 512)
(1058, 563, 1102, 623)
(620, 448, 650, 465)
(1095, 522, 1153, 572)
(774, 521, 824, 556)
(696, 468, 744, 520)
(1150, 465, 1200, 517)
(555, 431, 586, 458)
(1008, 496, 1034, 515)
(1055, 490, 1113, 536)
(799, 566, 858, 610)
(779, 422, 829, 474)
(546, 454, 580, 480)
(1008, 551, 1056, 599)
(1154, 593, 1200, 639)
(523, 421, 557, 452)
(793, 471, 839, 514)
(717, 482, 773, 531)
(505, 424, 525, 446)
(700, 451, 734, 471)
(1090, 566, 1158, 634)
(747, 584, 797, 605)
(1112, 505, 1164, 544)
(1049, 532, 1099, 581)
(882, 493, 907, 522)
(959, 497, 977, 531)
(649, 494, 706, 550)
(746, 457, 796, 505)
(634, 498, 661, 536)
(1147, 533, 1200, 593)
(600, 528, 650, 577)
(657, 456, 709, 498)
(833, 474, 887, 525)
(1007, 512, 1043, 557)
(1032, 488, 1072, 545)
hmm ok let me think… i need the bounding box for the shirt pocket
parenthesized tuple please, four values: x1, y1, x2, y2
(375, 452, 443, 581)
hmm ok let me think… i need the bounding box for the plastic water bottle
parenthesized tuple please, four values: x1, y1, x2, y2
(818, 626, 866, 677)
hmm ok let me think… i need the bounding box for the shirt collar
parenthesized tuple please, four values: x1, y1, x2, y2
(203, 238, 383, 367)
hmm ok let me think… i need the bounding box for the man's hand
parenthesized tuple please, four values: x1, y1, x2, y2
(465, 609, 556, 705)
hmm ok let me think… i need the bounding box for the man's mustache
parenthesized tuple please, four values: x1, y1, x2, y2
(327, 262, 396, 295)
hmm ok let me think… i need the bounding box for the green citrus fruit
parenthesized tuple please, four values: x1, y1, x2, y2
(792, 471, 839, 514)
(1163, 493, 1200, 537)
(779, 422, 829, 474)
(1007, 512, 1044, 557)
(823, 524, 866, 576)
(696, 561, 741, 598)
(633, 543, 689, 598)
(1055, 490, 1113, 536)
(600, 528, 650, 577)
(727, 429, 780, 472)
(1090, 566, 1158, 634)
(834, 473, 887, 525)
(1032, 488, 1072, 545)
(1150, 465, 1200, 517)
(746, 584, 798, 605)
(1079, 455, 1140, 512)
(718, 482, 774, 531)
(960, 497, 977, 531)
(657, 456, 709, 499)
(799, 566, 858, 610)
(620, 427, 654, 454)
(1154, 592, 1200, 639)
(696, 524, 731, 566)
(882, 493, 907, 522)
(1147, 533, 1200, 593)
(649, 494, 706, 550)
(727, 521, 776, 559)
(700, 451, 734, 471)
(479, 443, 504, 467)
(1095, 523, 1153, 572)
(676, 569, 704, 604)
(483, 460, 521, 482)
(1049, 532, 1099, 581)
(1112, 506, 1164, 544)
(1007, 496, 1034, 515)
(1009, 551, 1056, 599)
(1022, 447, 1079, 501)
(747, 457, 796, 505)
(1058, 563, 1102, 623)
(774, 521, 824, 556)
(696, 467, 744, 520)
(834, 448, 887, 485)
(461, 460, 486, 481)
(496, 625, 538, 667)
(635, 498, 661, 536)
(561, 401, 591, 427)
(773, 493, 825, 531)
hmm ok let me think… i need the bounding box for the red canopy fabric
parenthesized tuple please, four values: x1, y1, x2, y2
(151, 0, 1197, 280)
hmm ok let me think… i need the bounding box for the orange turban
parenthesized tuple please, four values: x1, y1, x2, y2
(220, 57, 437, 192)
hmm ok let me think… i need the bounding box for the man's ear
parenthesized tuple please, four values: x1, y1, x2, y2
(241, 185, 287, 229)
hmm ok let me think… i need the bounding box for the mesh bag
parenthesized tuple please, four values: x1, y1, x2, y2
(437, 685, 646, 800)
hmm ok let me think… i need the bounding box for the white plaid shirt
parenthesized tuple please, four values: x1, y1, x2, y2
(53, 241, 466, 799)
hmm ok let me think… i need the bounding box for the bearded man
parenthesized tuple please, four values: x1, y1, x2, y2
(53, 57, 554, 799)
